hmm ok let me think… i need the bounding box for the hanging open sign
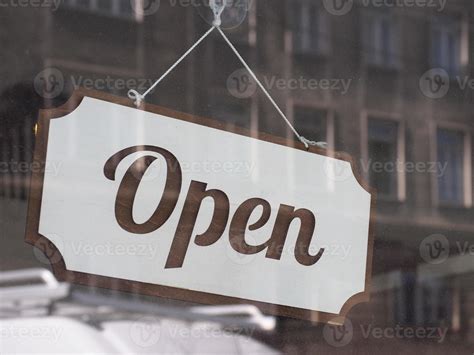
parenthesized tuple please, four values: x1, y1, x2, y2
(26, 89, 374, 322)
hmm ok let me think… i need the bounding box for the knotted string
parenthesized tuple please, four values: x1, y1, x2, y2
(128, 0, 327, 150)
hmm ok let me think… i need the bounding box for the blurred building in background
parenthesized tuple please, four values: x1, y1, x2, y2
(1, 0, 473, 351)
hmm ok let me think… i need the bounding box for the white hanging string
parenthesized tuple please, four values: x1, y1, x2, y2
(128, 0, 327, 150)
(128, 26, 216, 106)
(215, 27, 326, 149)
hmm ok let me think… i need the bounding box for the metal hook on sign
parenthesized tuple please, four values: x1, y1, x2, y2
(210, 0, 227, 27)
(128, 89, 144, 107)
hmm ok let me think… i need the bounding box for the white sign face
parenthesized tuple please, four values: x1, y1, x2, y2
(27, 91, 373, 321)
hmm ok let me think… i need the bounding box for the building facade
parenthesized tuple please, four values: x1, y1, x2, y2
(1, 0, 473, 352)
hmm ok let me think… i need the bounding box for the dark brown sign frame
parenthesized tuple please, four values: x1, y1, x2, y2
(26, 88, 375, 323)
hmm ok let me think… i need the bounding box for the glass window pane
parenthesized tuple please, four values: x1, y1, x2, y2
(368, 119, 398, 197)
(437, 129, 464, 205)
(294, 106, 327, 142)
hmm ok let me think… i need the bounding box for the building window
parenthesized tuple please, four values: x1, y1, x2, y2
(362, 11, 399, 69)
(416, 279, 453, 327)
(368, 119, 399, 198)
(62, 0, 136, 20)
(293, 106, 327, 143)
(437, 128, 466, 206)
(431, 16, 462, 77)
(290, 1, 329, 55)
